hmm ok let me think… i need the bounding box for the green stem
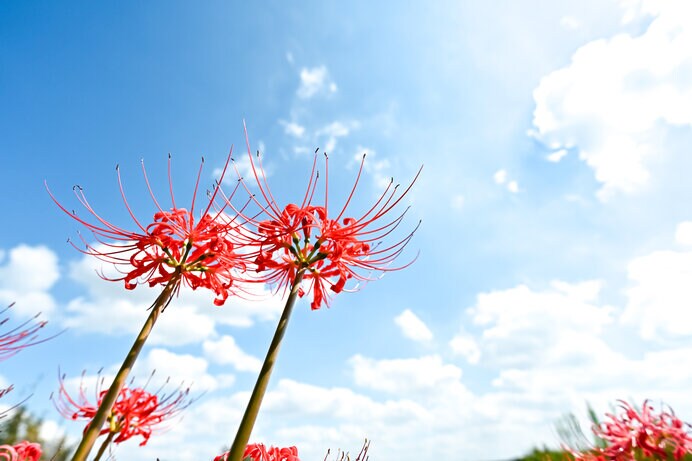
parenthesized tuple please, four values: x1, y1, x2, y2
(93, 431, 115, 461)
(226, 269, 306, 461)
(70, 272, 182, 461)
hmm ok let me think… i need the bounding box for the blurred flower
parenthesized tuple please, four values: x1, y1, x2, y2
(11, 442, 41, 461)
(571, 400, 692, 461)
(214, 443, 300, 461)
(0, 441, 41, 461)
(0, 303, 48, 362)
(47, 155, 249, 306)
(235, 130, 421, 309)
(53, 371, 196, 447)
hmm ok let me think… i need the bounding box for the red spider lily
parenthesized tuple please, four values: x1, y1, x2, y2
(53, 371, 196, 447)
(0, 442, 41, 461)
(47, 154, 249, 306)
(215, 443, 300, 461)
(572, 400, 692, 461)
(232, 128, 421, 310)
(0, 303, 48, 362)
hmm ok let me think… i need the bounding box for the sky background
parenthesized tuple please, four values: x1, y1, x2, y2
(2, 0, 692, 459)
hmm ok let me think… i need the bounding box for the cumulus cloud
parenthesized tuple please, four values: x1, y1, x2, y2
(394, 309, 433, 342)
(449, 333, 481, 364)
(136, 348, 230, 392)
(675, 221, 692, 245)
(468, 280, 613, 367)
(532, 0, 692, 200)
(0, 245, 59, 318)
(350, 354, 462, 394)
(297, 66, 337, 99)
(620, 247, 692, 339)
(203, 335, 262, 372)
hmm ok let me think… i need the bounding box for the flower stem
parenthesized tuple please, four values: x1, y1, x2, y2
(70, 271, 182, 461)
(93, 432, 115, 461)
(226, 269, 306, 461)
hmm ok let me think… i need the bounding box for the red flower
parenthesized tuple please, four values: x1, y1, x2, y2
(235, 129, 421, 309)
(0, 303, 48, 362)
(215, 443, 300, 461)
(0, 441, 41, 461)
(572, 400, 692, 461)
(12, 442, 41, 461)
(53, 371, 196, 447)
(47, 155, 249, 306)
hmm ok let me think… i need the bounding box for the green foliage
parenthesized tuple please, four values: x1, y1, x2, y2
(0, 406, 73, 461)
(517, 446, 572, 461)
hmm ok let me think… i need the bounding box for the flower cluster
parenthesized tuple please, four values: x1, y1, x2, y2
(0, 442, 41, 461)
(573, 400, 692, 461)
(234, 137, 420, 309)
(47, 156, 247, 306)
(53, 372, 195, 447)
(48, 134, 420, 461)
(214, 443, 300, 461)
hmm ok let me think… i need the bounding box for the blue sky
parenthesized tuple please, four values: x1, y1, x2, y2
(3, 1, 692, 459)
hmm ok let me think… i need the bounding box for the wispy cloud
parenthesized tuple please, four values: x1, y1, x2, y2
(493, 169, 520, 193)
(317, 120, 358, 152)
(280, 120, 306, 138)
(297, 66, 338, 99)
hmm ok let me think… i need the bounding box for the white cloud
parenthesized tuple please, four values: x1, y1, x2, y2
(317, 121, 358, 152)
(280, 120, 305, 138)
(620, 247, 692, 339)
(0, 245, 59, 318)
(394, 309, 433, 342)
(493, 170, 520, 193)
(675, 221, 692, 245)
(493, 169, 508, 184)
(546, 148, 568, 162)
(203, 335, 262, 372)
(136, 348, 228, 392)
(469, 280, 613, 367)
(297, 66, 337, 99)
(532, 1, 692, 200)
(350, 355, 462, 395)
(449, 334, 481, 364)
